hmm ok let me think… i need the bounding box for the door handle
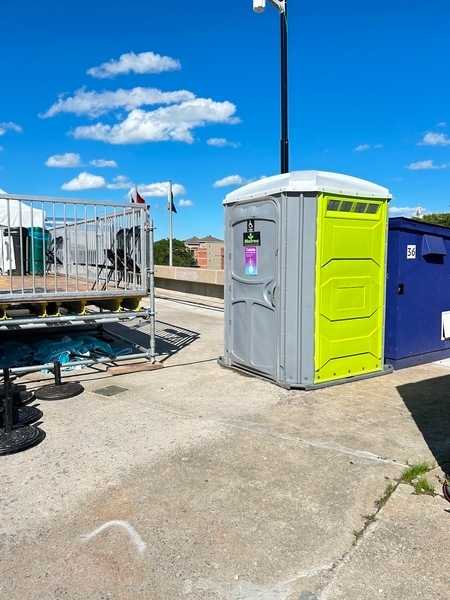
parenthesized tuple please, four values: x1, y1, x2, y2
(270, 285, 276, 307)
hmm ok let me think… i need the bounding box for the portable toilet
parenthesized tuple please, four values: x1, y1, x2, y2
(385, 217, 450, 368)
(218, 170, 393, 389)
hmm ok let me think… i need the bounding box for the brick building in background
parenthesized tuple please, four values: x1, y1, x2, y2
(184, 235, 224, 269)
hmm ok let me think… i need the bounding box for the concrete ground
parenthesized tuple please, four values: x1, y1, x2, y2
(1, 297, 449, 600)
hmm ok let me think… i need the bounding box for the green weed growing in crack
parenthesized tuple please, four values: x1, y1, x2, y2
(374, 481, 396, 510)
(352, 528, 364, 545)
(352, 489, 395, 546)
(363, 512, 377, 524)
(399, 462, 436, 495)
(400, 462, 430, 483)
(413, 476, 435, 495)
(352, 464, 438, 548)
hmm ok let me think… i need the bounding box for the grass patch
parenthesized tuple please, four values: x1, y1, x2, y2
(400, 462, 430, 483)
(413, 476, 435, 495)
(352, 529, 364, 545)
(352, 511, 378, 545)
(363, 513, 377, 524)
(351, 464, 437, 549)
(352, 484, 398, 547)
(374, 482, 396, 510)
(398, 462, 436, 495)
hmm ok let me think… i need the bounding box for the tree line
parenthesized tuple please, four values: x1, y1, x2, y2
(153, 238, 198, 267)
(414, 213, 450, 228)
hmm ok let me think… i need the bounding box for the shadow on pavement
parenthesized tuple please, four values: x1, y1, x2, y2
(155, 320, 200, 360)
(105, 319, 200, 362)
(397, 373, 450, 474)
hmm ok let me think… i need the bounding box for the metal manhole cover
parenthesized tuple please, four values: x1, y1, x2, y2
(93, 385, 129, 397)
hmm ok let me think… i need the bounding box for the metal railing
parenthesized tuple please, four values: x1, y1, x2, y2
(0, 194, 150, 302)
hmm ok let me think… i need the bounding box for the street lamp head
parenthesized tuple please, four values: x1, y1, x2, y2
(253, 0, 266, 13)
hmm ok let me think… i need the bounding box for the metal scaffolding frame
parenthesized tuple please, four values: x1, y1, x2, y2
(0, 194, 156, 373)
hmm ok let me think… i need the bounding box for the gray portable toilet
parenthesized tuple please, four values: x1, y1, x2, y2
(218, 170, 393, 389)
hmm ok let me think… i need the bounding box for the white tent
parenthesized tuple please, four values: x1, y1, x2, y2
(0, 198, 45, 228)
(0, 198, 45, 273)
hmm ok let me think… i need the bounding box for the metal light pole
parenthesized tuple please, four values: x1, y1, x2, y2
(253, 0, 289, 174)
(168, 179, 173, 266)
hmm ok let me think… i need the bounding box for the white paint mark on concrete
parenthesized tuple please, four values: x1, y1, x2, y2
(81, 520, 146, 553)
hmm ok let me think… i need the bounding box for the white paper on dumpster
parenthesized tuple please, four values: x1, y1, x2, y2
(442, 311, 450, 340)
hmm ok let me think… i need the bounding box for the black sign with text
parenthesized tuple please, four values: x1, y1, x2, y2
(243, 231, 261, 246)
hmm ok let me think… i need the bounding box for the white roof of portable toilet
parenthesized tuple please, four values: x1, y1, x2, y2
(0, 198, 45, 228)
(224, 170, 391, 204)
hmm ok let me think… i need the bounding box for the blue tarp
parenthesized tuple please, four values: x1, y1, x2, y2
(0, 334, 132, 370)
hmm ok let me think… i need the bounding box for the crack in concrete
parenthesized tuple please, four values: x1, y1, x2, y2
(143, 401, 409, 467)
(132, 401, 407, 598)
(318, 519, 380, 600)
(319, 480, 404, 599)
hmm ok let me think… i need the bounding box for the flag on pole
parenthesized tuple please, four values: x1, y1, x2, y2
(168, 180, 174, 266)
(135, 189, 146, 204)
(131, 188, 146, 204)
(166, 191, 177, 214)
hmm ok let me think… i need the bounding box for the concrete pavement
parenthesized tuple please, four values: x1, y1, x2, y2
(0, 297, 449, 599)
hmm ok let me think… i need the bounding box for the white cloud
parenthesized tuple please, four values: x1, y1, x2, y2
(407, 160, 447, 170)
(0, 146, 3, 152)
(41, 87, 195, 118)
(90, 159, 118, 168)
(207, 137, 240, 148)
(419, 132, 450, 146)
(72, 99, 239, 144)
(374, 144, 383, 148)
(61, 172, 106, 190)
(45, 152, 82, 167)
(106, 175, 132, 189)
(389, 205, 427, 217)
(213, 175, 249, 188)
(0, 122, 22, 135)
(87, 51, 181, 79)
(61, 172, 142, 191)
(138, 181, 186, 197)
(179, 199, 194, 207)
(354, 144, 370, 151)
(437, 122, 447, 127)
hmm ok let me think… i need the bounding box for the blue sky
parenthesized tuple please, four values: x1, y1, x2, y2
(1, 0, 449, 240)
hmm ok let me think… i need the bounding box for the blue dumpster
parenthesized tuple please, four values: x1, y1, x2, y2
(385, 217, 450, 368)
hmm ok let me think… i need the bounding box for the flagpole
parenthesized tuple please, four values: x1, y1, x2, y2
(168, 179, 173, 267)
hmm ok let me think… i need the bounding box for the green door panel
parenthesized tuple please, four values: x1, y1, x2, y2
(314, 194, 387, 384)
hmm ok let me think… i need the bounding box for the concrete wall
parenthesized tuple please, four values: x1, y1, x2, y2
(154, 265, 224, 306)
